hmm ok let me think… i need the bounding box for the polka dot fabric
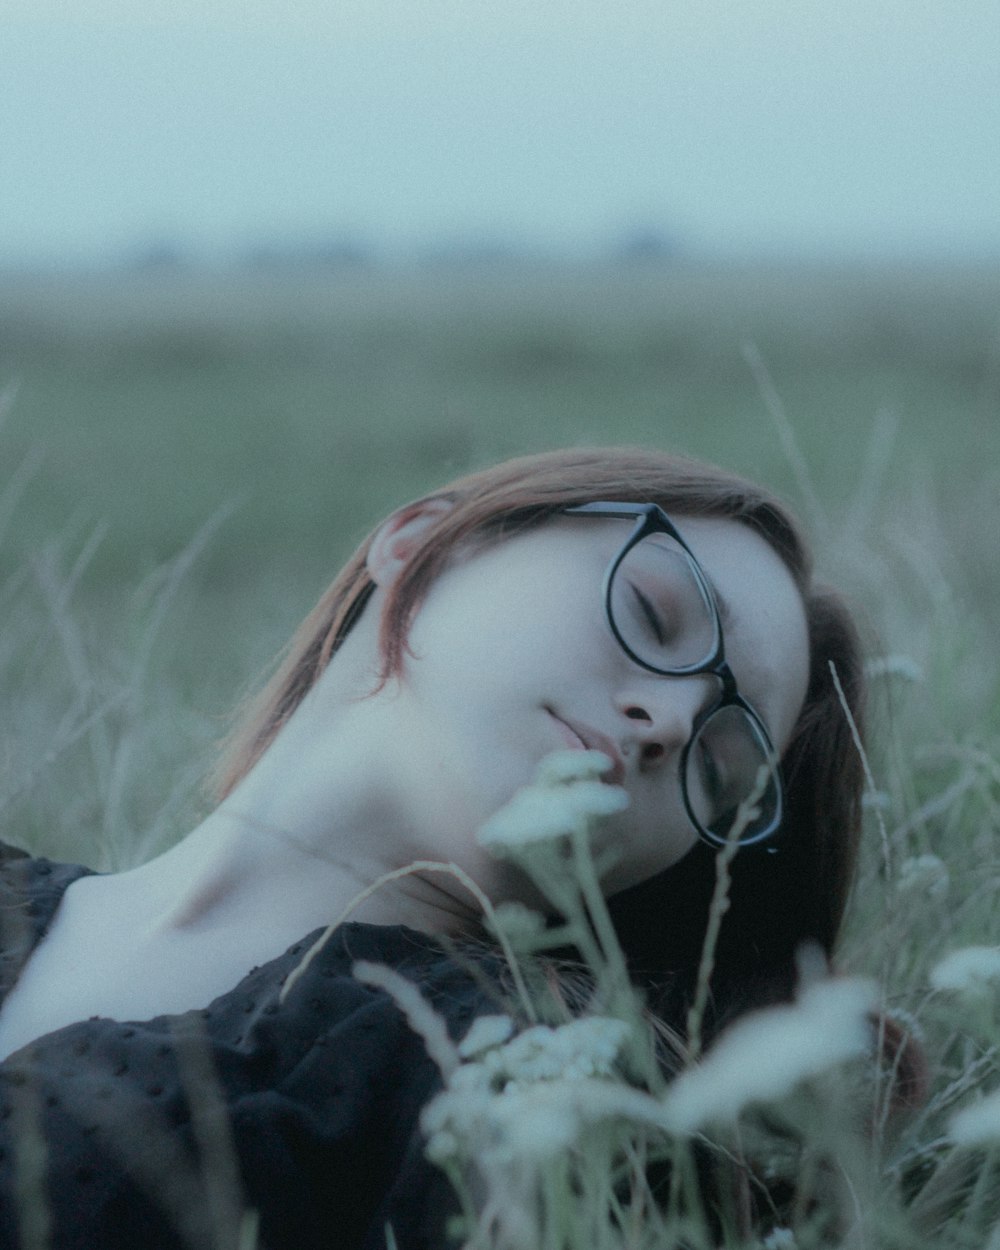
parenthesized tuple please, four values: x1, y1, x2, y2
(0, 846, 498, 1249)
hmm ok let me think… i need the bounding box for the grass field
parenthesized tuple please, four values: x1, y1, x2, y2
(1, 257, 998, 1245)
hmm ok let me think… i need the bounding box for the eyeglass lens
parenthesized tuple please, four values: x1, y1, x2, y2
(685, 706, 779, 842)
(609, 534, 719, 671)
(609, 532, 778, 843)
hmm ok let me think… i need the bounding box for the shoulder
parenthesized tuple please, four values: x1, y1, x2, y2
(0, 843, 95, 1001)
(218, 921, 508, 1067)
(0, 841, 95, 908)
(0, 919, 506, 1250)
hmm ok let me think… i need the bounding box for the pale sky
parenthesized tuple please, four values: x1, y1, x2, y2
(3, 0, 999, 264)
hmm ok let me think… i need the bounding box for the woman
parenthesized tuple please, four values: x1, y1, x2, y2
(0, 447, 865, 1249)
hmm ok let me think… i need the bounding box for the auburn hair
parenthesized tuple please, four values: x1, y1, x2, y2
(212, 447, 866, 1033)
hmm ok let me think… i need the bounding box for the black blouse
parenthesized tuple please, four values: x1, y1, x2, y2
(0, 845, 497, 1250)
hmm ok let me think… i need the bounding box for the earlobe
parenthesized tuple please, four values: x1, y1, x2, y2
(366, 497, 455, 587)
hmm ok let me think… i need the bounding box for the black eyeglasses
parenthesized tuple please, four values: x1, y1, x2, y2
(563, 501, 784, 847)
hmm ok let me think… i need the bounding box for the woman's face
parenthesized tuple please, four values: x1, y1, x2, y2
(364, 509, 811, 904)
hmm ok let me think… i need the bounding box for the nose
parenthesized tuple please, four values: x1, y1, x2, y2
(616, 674, 715, 769)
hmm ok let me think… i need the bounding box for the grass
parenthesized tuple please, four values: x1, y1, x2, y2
(0, 256, 998, 1245)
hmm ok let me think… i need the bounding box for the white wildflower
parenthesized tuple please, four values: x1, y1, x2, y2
(486, 1080, 667, 1161)
(864, 654, 924, 683)
(534, 748, 615, 786)
(761, 1229, 797, 1249)
(948, 1087, 1000, 1147)
(458, 1015, 515, 1059)
(478, 786, 583, 848)
(661, 977, 877, 1134)
(478, 771, 628, 852)
(897, 854, 950, 899)
(930, 946, 1000, 994)
(424, 1126, 461, 1165)
(422, 1014, 642, 1166)
(468, 1083, 583, 1162)
(423, 1074, 666, 1165)
(481, 1016, 630, 1086)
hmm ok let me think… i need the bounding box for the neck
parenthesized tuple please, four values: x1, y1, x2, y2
(120, 714, 485, 953)
(114, 605, 494, 951)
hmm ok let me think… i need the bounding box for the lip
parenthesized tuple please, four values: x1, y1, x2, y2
(545, 708, 626, 786)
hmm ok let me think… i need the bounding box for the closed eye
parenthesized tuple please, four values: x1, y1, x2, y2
(629, 582, 665, 645)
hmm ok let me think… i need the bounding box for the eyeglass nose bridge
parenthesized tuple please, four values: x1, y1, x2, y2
(695, 653, 739, 706)
(666, 658, 744, 756)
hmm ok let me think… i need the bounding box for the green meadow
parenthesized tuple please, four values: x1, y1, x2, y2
(1, 258, 998, 1244)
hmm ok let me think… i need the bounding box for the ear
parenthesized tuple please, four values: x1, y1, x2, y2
(366, 497, 455, 587)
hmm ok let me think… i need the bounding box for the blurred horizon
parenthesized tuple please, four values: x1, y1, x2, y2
(4, 2, 1000, 270)
(9, 238, 1000, 280)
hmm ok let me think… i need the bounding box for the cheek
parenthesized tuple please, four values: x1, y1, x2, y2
(408, 582, 602, 695)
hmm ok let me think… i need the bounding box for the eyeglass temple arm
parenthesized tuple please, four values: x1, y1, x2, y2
(563, 502, 655, 519)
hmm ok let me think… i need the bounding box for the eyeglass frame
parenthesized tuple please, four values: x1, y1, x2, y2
(562, 500, 785, 847)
